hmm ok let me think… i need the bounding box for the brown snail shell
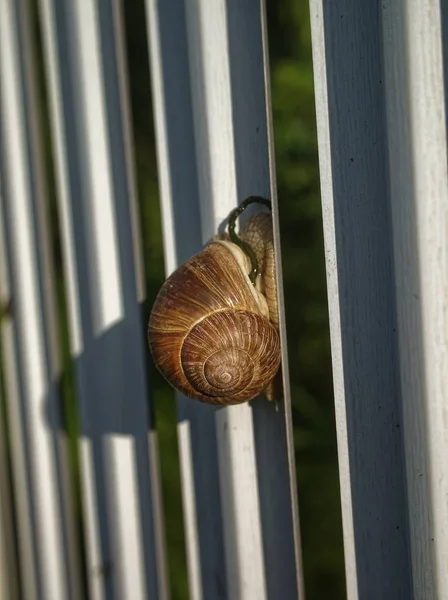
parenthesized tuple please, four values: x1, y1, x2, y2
(148, 213, 280, 405)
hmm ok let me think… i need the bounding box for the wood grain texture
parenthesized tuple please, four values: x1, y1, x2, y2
(310, 1, 413, 598)
(382, 1, 448, 598)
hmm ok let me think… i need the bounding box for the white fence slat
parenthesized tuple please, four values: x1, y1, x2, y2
(37, 0, 168, 598)
(0, 0, 80, 598)
(382, 2, 448, 598)
(145, 2, 227, 598)
(0, 184, 38, 600)
(184, 3, 266, 598)
(309, 2, 413, 599)
(146, 1, 302, 598)
(187, 2, 302, 597)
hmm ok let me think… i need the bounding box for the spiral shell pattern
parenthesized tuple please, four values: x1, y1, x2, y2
(181, 309, 280, 403)
(148, 236, 281, 404)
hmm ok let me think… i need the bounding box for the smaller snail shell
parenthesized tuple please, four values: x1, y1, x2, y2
(148, 232, 280, 405)
(240, 212, 278, 328)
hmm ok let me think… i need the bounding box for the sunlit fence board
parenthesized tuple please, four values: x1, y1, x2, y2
(310, 0, 448, 599)
(145, 2, 228, 597)
(145, 1, 303, 598)
(0, 0, 80, 598)
(381, 1, 448, 597)
(37, 0, 168, 598)
(309, 1, 412, 598)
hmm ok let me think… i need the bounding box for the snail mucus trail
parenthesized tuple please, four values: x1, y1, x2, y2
(148, 196, 281, 405)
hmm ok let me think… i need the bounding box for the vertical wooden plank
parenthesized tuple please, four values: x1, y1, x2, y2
(184, 4, 266, 597)
(381, 1, 448, 598)
(37, 0, 168, 598)
(309, 1, 412, 599)
(146, 0, 302, 598)
(144, 2, 226, 599)
(0, 0, 80, 598)
(0, 182, 38, 600)
(188, 1, 302, 597)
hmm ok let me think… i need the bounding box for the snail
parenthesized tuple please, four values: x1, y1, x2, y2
(148, 197, 281, 405)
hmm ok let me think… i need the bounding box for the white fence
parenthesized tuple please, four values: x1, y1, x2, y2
(0, 0, 302, 599)
(1, 0, 447, 599)
(310, 1, 448, 599)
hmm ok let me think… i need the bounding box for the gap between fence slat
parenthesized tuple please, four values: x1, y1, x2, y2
(259, 2, 305, 596)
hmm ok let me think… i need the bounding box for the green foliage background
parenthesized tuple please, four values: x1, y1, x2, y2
(1, 0, 345, 599)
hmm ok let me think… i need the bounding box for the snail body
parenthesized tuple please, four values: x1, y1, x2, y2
(148, 202, 280, 405)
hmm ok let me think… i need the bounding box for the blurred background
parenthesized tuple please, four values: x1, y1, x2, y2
(2, 0, 346, 598)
